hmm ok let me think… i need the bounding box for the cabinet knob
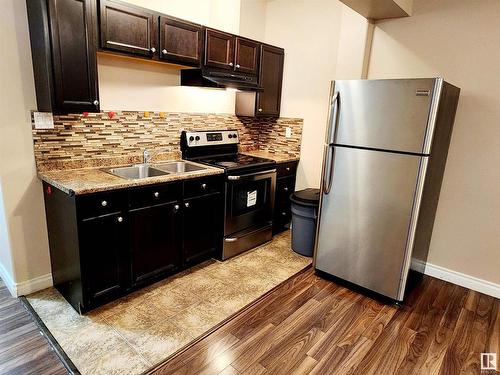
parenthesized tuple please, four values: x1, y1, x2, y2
(101, 200, 107, 207)
(281, 212, 287, 216)
(236, 64, 240, 68)
(153, 191, 159, 198)
(201, 183, 207, 190)
(162, 49, 168, 55)
(117, 216, 123, 223)
(185, 202, 190, 208)
(93, 100, 99, 106)
(258, 108, 263, 112)
(229, 62, 233, 66)
(284, 187, 289, 192)
(150, 47, 156, 53)
(173, 204, 180, 212)
(286, 167, 291, 171)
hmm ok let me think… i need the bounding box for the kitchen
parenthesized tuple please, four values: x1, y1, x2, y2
(1, 0, 499, 374)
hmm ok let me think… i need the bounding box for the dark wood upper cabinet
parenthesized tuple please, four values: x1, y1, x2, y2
(204, 29, 235, 70)
(234, 38, 259, 75)
(99, 0, 157, 57)
(159, 16, 203, 66)
(27, 0, 99, 113)
(256, 45, 284, 117)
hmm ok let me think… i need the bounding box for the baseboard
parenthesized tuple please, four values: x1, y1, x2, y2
(425, 263, 500, 299)
(0, 262, 52, 297)
(0, 261, 16, 297)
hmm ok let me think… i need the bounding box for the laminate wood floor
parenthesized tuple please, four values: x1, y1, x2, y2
(1, 270, 498, 375)
(0, 280, 67, 375)
(148, 269, 500, 375)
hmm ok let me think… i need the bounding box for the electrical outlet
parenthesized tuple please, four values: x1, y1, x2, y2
(285, 127, 292, 138)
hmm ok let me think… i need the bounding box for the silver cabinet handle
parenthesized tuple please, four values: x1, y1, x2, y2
(185, 202, 190, 208)
(236, 64, 240, 68)
(284, 187, 289, 192)
(225, 237, 237, 242)
(173, 204, 180, 212)
(153, 191, 159, 198)
(117, 216, 123, 223)
(201, 183, 207, 190)
(162, 49, 168, 55)
(258, 108, 263, 112)
(101, 200, 107, 207)
(93, 100, 99, 106)
(229, 62, 233, 66)
(286, 167, 291, 171)
(281, 212, 287, 216)
(150, 47, 156, 53)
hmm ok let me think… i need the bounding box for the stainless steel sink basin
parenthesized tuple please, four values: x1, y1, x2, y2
(104, 164, 169, 180)
(153, 161, 206, 173)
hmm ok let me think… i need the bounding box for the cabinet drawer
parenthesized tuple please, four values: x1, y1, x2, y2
(129, 182, 182, 209)
(184, 176, 223, 198)
(77, 190, 127, 219)
(276, 176, 296, 201)
(276, 161, 298, 177)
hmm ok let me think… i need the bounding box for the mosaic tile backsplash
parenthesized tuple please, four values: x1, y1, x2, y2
(32, 112, 303, 171)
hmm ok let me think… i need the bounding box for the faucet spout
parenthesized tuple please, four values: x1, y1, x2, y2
(143, 149, 151, 164)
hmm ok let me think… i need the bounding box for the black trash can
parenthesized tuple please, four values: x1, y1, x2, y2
(290, 188, 320, 257)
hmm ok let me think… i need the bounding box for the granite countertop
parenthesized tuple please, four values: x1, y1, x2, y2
(241, 150, 300, 163)
(38, 161, 224, 195)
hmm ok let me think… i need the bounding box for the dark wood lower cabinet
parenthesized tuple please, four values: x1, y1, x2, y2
(273, 161, 298, 234)
(80, 212, 128, 306)
(43, 176, 223, 313)
(182, 193, 222, 266)
(129, 201, 181, 286)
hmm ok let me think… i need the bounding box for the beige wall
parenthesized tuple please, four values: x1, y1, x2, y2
(98, 0, 241, 113)
(368, 0, 500, 284)
(261, 0, 367, 190)
(0, 0, 52, 293)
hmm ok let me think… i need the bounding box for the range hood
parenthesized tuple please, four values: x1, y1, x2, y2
(181, 69, 263, 91)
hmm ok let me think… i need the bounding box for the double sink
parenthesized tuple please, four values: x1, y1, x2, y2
(103, 161, 207, 180)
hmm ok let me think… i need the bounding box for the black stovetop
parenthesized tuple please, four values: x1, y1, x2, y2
(193, 153, 276, 172)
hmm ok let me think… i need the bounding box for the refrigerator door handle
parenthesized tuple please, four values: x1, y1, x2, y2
(322, 145, 336, 195)
(325, 90, 340, 145)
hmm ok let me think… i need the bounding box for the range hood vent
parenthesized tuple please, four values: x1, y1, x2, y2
(181, 69, 263, 91)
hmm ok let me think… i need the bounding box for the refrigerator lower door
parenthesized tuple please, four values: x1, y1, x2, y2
(315, 146, 425, 300)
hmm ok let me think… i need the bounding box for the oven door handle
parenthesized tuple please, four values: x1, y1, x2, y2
(227, 169, 277, 181)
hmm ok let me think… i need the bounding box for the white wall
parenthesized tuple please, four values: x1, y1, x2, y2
(0, 0, 52, 295)
(368, 0, 500, 284)
(98, 0, 242, 113)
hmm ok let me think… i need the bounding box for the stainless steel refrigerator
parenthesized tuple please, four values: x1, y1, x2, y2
(314, 78, 460, 302)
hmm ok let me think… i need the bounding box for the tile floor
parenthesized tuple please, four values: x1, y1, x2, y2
(27, 231, 311, 375)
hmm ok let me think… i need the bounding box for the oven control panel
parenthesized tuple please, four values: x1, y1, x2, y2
(184, 130, 239, 147)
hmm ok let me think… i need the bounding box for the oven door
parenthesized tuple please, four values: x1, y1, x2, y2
(225, 169, 276, 235)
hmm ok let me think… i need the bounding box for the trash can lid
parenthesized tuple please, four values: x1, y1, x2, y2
(290, 188, 320, 207)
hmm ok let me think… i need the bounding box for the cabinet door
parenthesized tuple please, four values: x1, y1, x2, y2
(273, 175, 296, 234)
(129, 201, 181, 285)
(204, 29, 235, 70)
(159, 16, 202, 66)
(234, 38, 259, 75)
(48, 0, 99, 113)
(256, 45, 284, 117)
(183, 194, 222, 266)
(80, 212, 128, 305)
(99, 0, 157, 57)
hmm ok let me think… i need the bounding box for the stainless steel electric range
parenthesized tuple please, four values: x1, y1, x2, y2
(181, 130, 276, 260)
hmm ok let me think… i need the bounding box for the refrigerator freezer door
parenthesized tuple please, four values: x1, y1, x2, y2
(333, 78, 439, 154)
(315, 146, 425, 300)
